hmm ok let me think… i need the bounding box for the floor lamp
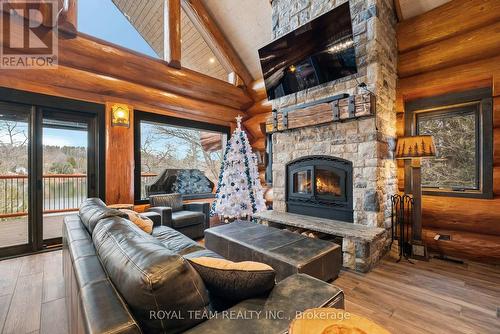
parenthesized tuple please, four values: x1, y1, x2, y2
(395, 135, 436, 259)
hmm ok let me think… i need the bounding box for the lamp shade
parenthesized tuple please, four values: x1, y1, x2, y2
(395, 135, 436, 159)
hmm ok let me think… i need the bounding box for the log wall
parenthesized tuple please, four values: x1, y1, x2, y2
(243, 79, 272, 152)
(396, 0, 500, 263)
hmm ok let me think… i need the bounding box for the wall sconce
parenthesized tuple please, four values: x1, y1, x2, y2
(111, 104, 130, 127)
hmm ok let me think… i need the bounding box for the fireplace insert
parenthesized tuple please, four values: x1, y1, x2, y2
(286, 156, 353, 222)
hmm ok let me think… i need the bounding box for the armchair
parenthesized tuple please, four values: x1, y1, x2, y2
(147, 193, 210, 239)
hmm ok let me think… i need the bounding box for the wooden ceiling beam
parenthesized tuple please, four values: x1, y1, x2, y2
(0, 64, 242, 124)
(165, 0, 182, 69)
(249, 79, 269, 102)
(182, 0, 254, 89)
(393, 0, 403, 22)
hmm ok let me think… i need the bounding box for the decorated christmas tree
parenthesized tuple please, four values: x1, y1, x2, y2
(211, 116, 266, 220)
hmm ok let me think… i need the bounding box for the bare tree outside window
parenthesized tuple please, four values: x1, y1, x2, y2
(417, 111, 477, 190)
(0, 120, 28, 174)
(140, 121, 226, 198)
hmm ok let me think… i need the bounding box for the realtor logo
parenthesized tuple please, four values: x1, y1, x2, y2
(0, 0, 58, 69)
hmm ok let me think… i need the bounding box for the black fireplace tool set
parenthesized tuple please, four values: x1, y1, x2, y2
(390, 194, 414, 263)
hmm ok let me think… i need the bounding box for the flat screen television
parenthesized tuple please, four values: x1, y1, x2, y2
(258, 2, 357, 100)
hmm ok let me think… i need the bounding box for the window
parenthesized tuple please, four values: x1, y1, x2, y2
(134, 112, 229, 202)
(405, 88, 493, 198)
(417, 106, 479, 190)
(78, 0, 163, 59)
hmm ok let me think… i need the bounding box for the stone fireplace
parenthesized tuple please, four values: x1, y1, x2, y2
(262, 0, 398, 270)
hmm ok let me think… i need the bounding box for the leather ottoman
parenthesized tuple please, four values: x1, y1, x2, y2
(204, 221, 342, 281)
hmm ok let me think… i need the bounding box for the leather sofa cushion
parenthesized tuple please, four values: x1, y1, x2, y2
(93, 217, 211, 333)
(188, 257, 276, 302)
(172, 211, 205, 228)
(150, 193, 184, 212)
(79, 198, 127, 234)
(152, 225, 221, 259)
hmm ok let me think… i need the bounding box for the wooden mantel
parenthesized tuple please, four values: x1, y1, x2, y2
(265, 93, 374, 133)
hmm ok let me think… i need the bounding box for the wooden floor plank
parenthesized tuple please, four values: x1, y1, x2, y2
(0, 294, 12, 334)
(2, 272, 43, 334)
(344, 300, 430, 334)
(19, 254, 44, 277)
(40, 298, 68, 334)
(336, 258, 500, 334)
(0, 258, 21, 296)
(42, 253, 64, 303)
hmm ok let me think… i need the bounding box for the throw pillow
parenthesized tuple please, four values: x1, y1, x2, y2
(188, 257, 276, 301)
(119, 209, 153, 234)
(149, 193, 183, 212)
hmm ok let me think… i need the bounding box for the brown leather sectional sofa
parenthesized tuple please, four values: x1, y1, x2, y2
(63, 198, 344, 333)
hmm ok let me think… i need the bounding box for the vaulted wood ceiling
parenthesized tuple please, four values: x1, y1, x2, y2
(112, 0, 453, 83)
(112, 0, 228, 81)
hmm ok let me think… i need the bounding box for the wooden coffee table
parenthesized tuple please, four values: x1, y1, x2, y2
(289, 308, 390, 334)
(204, 221, 342, 281)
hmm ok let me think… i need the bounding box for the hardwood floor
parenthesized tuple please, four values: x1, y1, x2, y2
(0, 251, 498, 333)
(0, 251, 67, 334)
(335, 257, 500, 334)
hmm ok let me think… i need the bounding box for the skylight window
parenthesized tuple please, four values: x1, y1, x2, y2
(78, 0, 162, 59)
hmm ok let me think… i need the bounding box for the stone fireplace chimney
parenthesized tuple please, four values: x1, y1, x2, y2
(270, 0, 398, 229)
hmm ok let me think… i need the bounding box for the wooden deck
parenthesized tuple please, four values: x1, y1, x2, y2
(0, 213, 75, 248)
(0, 251, 498, 333)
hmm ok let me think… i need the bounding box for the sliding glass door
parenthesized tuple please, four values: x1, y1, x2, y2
(0, 102, 32, 253)
(0, 90, 104, 258)
(40, 110, 97, 246)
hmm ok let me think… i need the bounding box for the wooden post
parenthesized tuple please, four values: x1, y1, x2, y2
(165, 0, 181, 69)
(411, 158, 422, 242)
(58, 0, 78, 32)
(105, 103, 135, 205)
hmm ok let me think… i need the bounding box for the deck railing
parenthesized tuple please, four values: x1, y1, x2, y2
(140, 173, 158, 199)
(0, 173, 158, 219)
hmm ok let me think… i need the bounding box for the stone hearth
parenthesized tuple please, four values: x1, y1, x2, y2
(268, 0, 398, 270)
(254, 210, 388, 272)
